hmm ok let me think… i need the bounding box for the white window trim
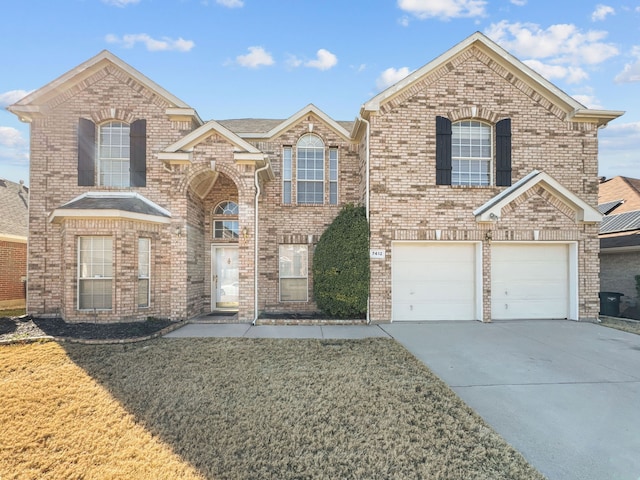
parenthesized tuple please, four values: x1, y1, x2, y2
(451, 120, 493, 187)
(279, 244, 309, 302)
(213, 201, 239, 240)
(283, 146, 292, 205)
(138, 237, 151, 309)
(296, 134, 325, 205)
(329, 147, 339, 205)
(77, 236, 113, 311)
(98, 121, 130, 187)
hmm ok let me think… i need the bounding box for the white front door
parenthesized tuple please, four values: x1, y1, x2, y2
(212, 245, 239, 309)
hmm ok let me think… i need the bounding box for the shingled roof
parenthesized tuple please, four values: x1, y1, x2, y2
(0, 178, 28, 239)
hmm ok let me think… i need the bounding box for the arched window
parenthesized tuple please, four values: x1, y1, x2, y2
(451, 120, 492, 186)
(296, 134, 325, 204)
(213, 201, 239, 240)
(99, 121, 130, 187)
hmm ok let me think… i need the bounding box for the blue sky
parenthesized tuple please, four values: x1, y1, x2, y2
(1, 0, 639, 186)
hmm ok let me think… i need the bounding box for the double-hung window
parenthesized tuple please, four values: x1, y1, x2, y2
(138, 238, 150, 308)
(329, 147, 338, 204)
(99, 121, 130, 187)
(297, 134, 325, 204)
(77, 118, 146, 187)
(279, 245, 308, 302)
(451, 121, 492, 186)
(435, 116, 512, 187)
(78, 237, 112, 310)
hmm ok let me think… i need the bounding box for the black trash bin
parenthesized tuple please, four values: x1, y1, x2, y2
(599, 292, 623, 317)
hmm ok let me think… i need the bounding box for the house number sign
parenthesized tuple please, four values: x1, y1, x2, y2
(370, 249, 386, 260)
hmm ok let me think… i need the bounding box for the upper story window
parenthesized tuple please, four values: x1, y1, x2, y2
(78, 118, 147, 188)
(297, 134, 325, 204)
(213, 201, 239, 240)
(282, 134, 339, 206)
(436, 116, 512, 187)
(99, 122, 130, 187)
(451, 121, 492, 186)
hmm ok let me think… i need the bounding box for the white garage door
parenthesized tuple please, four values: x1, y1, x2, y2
(392, 242, 479, 321)
(491, 243, 570, 320)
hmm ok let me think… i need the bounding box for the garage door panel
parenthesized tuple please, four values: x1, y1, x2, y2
(394, 300, 476, 321)
(393, 243, 478, 321)
(491, 244, 569, 320)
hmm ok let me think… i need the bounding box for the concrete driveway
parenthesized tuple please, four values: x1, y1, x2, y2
(381, 320, 640, 480)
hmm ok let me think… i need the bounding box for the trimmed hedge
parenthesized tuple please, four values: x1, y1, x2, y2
(313, 204, 369, 318)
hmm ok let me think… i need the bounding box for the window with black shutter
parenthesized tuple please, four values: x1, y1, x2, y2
(495, 118, 512, 187)
(78, 118, 96, 186)
(130, 119, 147, 187)
(435, 116, 452, 185)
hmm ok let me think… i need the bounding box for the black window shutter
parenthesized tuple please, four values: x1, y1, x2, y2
(435, 116, 452, 185)
(130, 119, 147, 187)
(495, 118, 512, 187)
(77, 118, 95, 186)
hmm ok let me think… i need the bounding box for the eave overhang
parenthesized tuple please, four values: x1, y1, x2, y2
(473, 170, 602, 224)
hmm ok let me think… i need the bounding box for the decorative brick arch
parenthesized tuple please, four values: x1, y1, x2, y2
(179, 161, 248, 196)
(447, 106, 502, 124)
(91, 107, 137, 124)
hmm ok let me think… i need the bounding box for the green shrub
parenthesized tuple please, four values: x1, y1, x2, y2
(313, 204, 369, 318)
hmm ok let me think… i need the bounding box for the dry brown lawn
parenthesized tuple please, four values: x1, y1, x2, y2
(599, 316, 640, 335)
(1, 338, 545, 480)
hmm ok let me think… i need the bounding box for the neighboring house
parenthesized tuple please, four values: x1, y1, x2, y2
(598, 176, 640, 315)
(7, 32, 622, 323)
(0, 178, 28, 310)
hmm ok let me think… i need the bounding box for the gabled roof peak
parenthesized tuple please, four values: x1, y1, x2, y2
(361, 31, 623, 127)
(8, 49, 197, 123)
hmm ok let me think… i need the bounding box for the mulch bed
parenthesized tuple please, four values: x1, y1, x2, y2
(0, 315, 175, 343)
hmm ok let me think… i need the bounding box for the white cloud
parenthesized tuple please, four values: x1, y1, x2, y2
(523, 60, 588, 84)
(285, 54, 302, 68)
(0, 127, 26, 148)
(510, 0, 527, 5)
(485, 21, 618, 80)
(615, 46, 640, 83)
(570, 94, 603, 109)
(0, 126, 29, 172)
(398, 16, 410, 27)
(305, 49, 338, 71)
(236, 46, 274, 68)
(105, 33, 194, 52)
(0, 90, 32, 108)
(216, 0, 243, 7)
(376, 67, 411, 91)
(398, 0, 487, 20)
(598, 122, 640, 178)
(592, 4, 614, 21)
(102, 0, 140, 6)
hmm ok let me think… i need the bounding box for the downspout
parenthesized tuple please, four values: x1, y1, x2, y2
(358, 114, 371, 324)
(253, 160, 271, 325)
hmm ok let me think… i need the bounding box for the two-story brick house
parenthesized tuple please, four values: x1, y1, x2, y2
(8, 32, 622, 323)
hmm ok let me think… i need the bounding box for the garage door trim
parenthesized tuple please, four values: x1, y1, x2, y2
(490, 241, 578, 320)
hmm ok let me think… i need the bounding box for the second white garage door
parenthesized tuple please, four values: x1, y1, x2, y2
(491, 243, 571, 320)
(392, 242, 480, 321)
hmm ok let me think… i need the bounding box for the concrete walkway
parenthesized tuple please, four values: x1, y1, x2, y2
(165, 319, 640, 480)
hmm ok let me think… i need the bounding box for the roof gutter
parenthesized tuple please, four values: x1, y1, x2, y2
(253, 160, 271, 325)
(358, 113, 371, 325)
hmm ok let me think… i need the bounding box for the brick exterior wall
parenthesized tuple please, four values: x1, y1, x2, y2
(0, 239, 27, 309)
(16, 40, 607, 323)
(364, 46, 601, 322)
(600, 251, 640, 311)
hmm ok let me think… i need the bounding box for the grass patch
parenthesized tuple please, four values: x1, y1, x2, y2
(1, 338, 545, 479)
(599, 316, 640, 335)
(0, 308, 26, 318)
